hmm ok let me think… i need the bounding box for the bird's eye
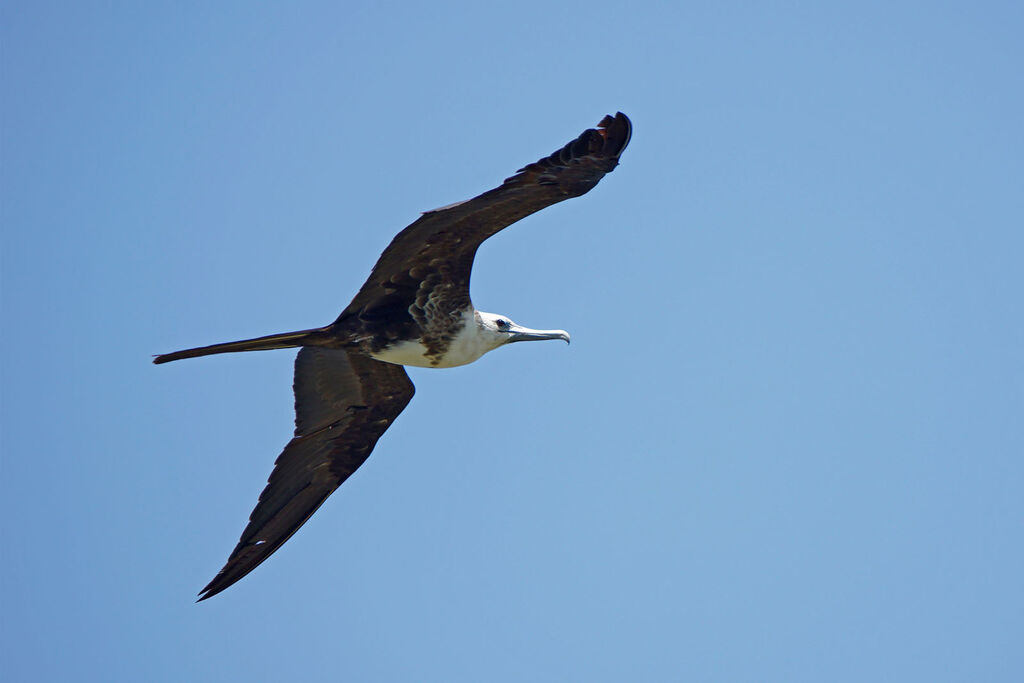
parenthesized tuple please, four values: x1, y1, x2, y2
(496, 319, 510, 330)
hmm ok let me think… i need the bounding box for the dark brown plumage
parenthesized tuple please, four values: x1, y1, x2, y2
(337, 112, 633, 335)
(196, 349, 414, 600)
(155, 113, 632, 600)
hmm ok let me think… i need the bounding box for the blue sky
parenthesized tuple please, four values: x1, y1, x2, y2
(2, 2, 1022, 681)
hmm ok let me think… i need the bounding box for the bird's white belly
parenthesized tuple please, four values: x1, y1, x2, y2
(369, 311, 493, 368)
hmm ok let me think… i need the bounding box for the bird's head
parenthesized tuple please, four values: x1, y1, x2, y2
(477, 311, 571, 350)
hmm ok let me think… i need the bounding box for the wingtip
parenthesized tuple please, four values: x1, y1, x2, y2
(508, 112, 633, 181)
(195, 580, 224, 602)
(598, 112, 632, 158)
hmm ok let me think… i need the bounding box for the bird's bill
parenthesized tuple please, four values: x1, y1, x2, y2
(508, 325, 571, 344)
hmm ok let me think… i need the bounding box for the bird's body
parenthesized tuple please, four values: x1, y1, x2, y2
(156, 113, 631, 600)
(369, 309, 485, 367)
(369, 310, 528, 368)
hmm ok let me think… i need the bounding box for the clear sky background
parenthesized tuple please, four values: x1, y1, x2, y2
(2, 2, 1022, 681)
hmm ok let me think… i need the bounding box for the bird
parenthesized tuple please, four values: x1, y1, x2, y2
(155, 112, 632, 601)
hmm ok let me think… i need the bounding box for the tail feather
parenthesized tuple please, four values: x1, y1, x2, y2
(153, 328, 326, 364)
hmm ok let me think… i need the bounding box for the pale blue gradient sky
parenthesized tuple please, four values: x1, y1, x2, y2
(2, 2, 1022, 681)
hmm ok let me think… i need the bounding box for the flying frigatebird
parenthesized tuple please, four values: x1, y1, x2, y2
(156, 112, 632, 600)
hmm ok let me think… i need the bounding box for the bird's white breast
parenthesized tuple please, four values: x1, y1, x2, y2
(369, 310, 496, 368)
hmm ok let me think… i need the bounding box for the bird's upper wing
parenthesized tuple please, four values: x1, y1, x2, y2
(337, 112, 632, 321)
(197, 348, 414, 601)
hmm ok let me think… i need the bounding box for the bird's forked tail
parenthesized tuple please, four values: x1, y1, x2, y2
(153, 328, 327, 364)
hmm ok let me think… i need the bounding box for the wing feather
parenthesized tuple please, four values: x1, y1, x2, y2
(337, 113, 631, 321)
(197, 349, 414, 601)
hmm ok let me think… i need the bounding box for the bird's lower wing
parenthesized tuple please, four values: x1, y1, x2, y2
(197, 349, 415, 601)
